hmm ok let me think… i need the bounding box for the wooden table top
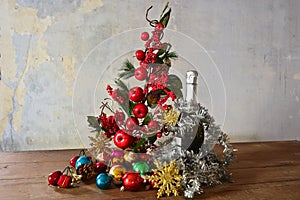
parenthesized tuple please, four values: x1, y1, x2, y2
(0, 141, 299, 200)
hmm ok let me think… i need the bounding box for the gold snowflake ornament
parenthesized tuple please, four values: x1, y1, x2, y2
(162, 107, 180, 126)
(88, 132, 112, 158)
(149, 160, 182, 198)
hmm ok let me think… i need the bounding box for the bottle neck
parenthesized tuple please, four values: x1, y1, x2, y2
(186, 83, 197, 106)
(185, 70, 199, 110)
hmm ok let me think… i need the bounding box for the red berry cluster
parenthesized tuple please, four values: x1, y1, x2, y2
(144, 23, 165, 49)
(98, 113, 120, 138)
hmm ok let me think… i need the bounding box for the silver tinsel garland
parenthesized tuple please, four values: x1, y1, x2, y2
(175, 101, 236, 199)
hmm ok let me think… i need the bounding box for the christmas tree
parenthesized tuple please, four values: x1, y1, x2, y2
(48, 3, 235, 199)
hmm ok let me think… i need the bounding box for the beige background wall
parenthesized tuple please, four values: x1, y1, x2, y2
(0, 0, 299, 151)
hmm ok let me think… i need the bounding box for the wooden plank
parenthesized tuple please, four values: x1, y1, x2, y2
(0, 141, 299, 200)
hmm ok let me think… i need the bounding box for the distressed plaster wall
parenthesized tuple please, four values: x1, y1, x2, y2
(0, 0, 299, 151)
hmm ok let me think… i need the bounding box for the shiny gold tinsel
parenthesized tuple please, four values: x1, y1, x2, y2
(149, 160, 182, 198)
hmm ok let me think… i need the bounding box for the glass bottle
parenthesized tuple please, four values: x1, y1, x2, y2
(180, 70, 204, 153)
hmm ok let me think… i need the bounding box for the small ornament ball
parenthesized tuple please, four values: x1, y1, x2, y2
(109, 164, 127, 185)
(133, 161, 149, 175)
(141, 32, 149, 41)
(96, 173, 112, 190)
(48, 170, 62, 186)
(135, 50, 145, 61)
(122, 172, 144, 191)
(94, 161, 107, 174)
(75, 155, 91, 169)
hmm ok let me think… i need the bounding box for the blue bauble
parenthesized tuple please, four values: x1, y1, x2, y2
(96, 173, 112, 190)
(75, 156, 91, 169)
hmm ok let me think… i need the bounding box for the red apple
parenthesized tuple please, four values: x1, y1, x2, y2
(94, 161, 108, 174)
(129, 87, 144, 102)
(126, 117, 139, 131)
(48, 170, 62, 186)
(133, 103, 148, 118)
(135, 50, 145, 61)
(114, 129, 134, 149)
(134, 67, 148, 81)
(148, 120, 159, 131)
(69, 155, 79, 168)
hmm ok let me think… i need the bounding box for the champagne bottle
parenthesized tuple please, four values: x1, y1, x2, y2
(181, 70, 204, 153)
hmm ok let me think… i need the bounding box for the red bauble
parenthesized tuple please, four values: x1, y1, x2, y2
(48, 170, 62, 186)
(122, 172, 144, 191)
(134, 67, 148, 81)
(114, 129, 134, 149)
(133, 103, 148, 118)
(148, 120, 159, 131)
(126, 117, 139, 131)
(141, 32, 149, 41)
(135, 50, 145, 61)
(129, 87, 144, 102)
(69, 155, 79, 168)
(94, 161, 108, 174)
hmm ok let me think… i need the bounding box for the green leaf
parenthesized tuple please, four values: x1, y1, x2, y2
(133, 137, 146, 153)
(120, 59, 135, 71)
(159, 8, 171, 28)
(118, 70, 134, 79)
(128, 101, 136, 116)
(156, 43, 169, 56)
(167, 74, 183, 98)
(115, 79, 129, 93)
(87, 116, 101, 132)
(118, 60, 135, 80)
(166, 51, 178, 59)
(142, 112, 153, 125)
(159, 2, 169, 19)
(167, 85, 183, 98)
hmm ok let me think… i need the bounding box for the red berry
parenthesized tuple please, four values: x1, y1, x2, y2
(129, 87, 144, 102)
(69, 155, 79, 168)
(141, 32, 149, 41)
(155, 23, 164, 31)
(140, 60, 148, 68)
(126, 117, 139, 131)
(156, 132, 162, 138)
(135, 50, 145, 61)
(134, 67, 148, 81)
(133, 103, 148, 118)
(114, 129, 134, 149)
(48, 170, 62, 186)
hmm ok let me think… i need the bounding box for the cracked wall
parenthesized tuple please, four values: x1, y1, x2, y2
(0, 0, 300, 151)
